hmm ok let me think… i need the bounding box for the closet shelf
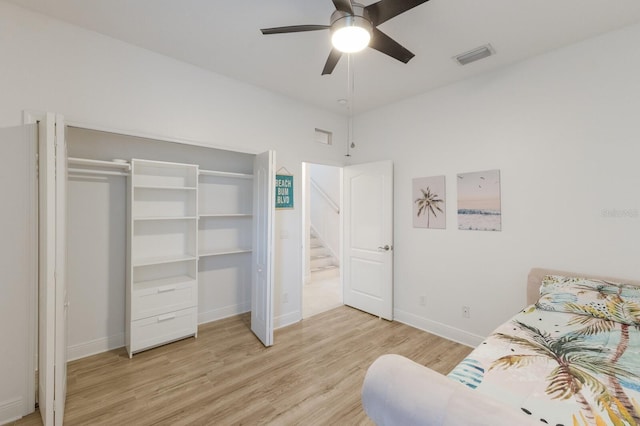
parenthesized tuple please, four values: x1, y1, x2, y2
(133, 185, 197, 191)
(133, 216, 197, 221)
(68, 157, 131, 170)
(199, 248, 252, 258)
(133, 254, 198, 267)
(199, 169, 253, 179)
(198, 213, 252, 218)
(132, 274, 196, 290)
(69, 168, 129, 177)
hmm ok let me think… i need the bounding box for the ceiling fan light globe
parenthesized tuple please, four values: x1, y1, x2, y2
(332, 26, 371, 53)
(330, 11, 372, 54)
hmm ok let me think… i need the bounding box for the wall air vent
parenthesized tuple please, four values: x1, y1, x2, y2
(454, 44, 495, 66)
(314, 128, 332, 145)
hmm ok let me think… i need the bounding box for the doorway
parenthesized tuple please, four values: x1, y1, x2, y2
(302, 162, 343, 318)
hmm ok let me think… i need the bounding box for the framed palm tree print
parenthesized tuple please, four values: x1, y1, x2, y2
(413, 176, 446, 229)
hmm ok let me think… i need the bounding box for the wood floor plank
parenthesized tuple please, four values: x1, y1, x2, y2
(14, 306, 472, 425)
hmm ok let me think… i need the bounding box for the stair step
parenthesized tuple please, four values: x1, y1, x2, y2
(311, 256, 335, 270)
(311, 253, 332, 260)
(309, 227, 339, 277)
(311, 265, 340, 280)
(311, 264, 338, 272)
(311, 247, 329, 257)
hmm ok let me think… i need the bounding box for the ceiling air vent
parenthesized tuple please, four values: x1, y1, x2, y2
(454, 44, 495, 66)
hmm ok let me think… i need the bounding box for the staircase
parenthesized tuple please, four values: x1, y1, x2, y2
(310, 229, 339, 281)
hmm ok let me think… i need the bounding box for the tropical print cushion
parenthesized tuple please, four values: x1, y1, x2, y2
(448, 305, 640, 426)
(537, 275, 640, 326)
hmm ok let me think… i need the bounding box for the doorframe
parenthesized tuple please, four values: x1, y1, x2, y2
(22, 111, 45, 416)
(300, 161, 344, 319)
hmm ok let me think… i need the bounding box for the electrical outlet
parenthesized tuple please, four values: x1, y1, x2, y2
(419, 296, 426, 306)
(462, 306, 470, 318)
(283, 292, 288, 303)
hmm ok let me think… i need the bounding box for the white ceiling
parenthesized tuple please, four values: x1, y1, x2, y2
(7, 0, 640, 114)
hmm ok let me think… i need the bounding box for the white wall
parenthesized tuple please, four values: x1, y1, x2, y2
(66, 173, 127, 360)
(0, 125, 36, 422)
(310, 164, 341, 205)
(0, 2, 347, 419)
(352, 22, 640, 346)
(309, 164, 341, 260)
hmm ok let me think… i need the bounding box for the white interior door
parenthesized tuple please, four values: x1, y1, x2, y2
(0, 123, 38, 422)
(251, 150, 275, 346)
(343, 161, 393, 320)
(35, 113, 67, 426)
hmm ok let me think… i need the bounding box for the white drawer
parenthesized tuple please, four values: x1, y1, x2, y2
(131, 278, 197, 320)
(130, 307, 197, 354)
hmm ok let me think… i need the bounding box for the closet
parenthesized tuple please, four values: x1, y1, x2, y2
(66, 126, 274, 359)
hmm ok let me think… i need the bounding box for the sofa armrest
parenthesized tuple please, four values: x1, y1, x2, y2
(362, 354, 538, 426)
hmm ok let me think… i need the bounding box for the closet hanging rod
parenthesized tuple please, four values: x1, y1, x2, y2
(68, 168, 130, 177)
(68, 157, 131, 170)
(199, 169, 253, 179)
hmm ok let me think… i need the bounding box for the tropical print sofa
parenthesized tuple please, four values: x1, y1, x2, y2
(449, 274, 640, 425)
(361, 268, 640, 426)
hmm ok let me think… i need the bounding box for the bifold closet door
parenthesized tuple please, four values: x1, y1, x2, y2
(34, 112, 68, 426)
(251, 150, 275, 347)
(0, 123, 37, 423)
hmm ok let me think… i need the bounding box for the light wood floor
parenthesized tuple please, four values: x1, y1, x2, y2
(303, 276, 342, 319)
(15, 306, 472, 426)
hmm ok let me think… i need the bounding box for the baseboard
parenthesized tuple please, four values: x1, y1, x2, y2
(66, 304, 298, 361)
(198, 302, 251, 325)
(200, 305, 299, 331)
(394, 309, 484, 348)
(67, 333, 125, 362)
(274, 310, 301, 329)
(0, 397, 25, 425)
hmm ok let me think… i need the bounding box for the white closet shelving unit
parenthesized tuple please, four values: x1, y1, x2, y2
(126, 159, 199, 357)
(198, 169, 253, 258)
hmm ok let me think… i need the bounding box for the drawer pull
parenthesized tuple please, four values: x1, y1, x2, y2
(157, 313, 176, 322)
(157, 285, 177, 293)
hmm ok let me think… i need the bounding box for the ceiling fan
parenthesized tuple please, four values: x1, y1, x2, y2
(261, 0, 430, 75)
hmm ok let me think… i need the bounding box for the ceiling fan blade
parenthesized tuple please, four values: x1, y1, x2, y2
(322, 48, 343, 75)
(261, 25, 330, 35)
(365, 0, 430, 26)
(369, 28, 415, 64)
(332, 0, 354, 15)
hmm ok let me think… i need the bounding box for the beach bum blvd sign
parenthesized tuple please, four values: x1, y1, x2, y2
(275, 174, 294, 209)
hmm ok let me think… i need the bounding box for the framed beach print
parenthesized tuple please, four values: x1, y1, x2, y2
(457, 169, 501, 231)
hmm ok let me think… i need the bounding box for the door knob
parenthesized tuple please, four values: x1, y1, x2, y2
(377, 245, 391, 252)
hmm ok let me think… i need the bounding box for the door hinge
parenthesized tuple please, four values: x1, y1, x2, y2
(54, 133, 58, 179)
